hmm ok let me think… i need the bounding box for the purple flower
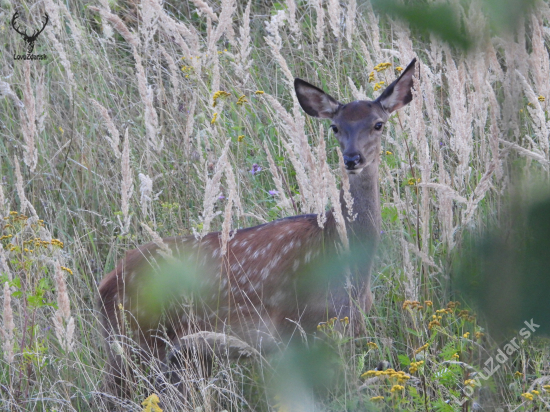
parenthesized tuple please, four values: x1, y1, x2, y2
(380, 230, 385, 235)
(218, 194, 225, 200)
(249, 163, 262, 175)
(268, 190, 279, 196)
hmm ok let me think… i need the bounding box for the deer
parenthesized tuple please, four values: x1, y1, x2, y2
(98, 58, 417, 395)
(11, 12, 49, 55)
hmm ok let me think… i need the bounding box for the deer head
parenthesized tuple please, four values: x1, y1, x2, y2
(11, 12, 49, 55)
(294, 58, 417, 174)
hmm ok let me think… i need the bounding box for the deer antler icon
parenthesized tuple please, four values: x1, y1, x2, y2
(11, 12, 49, 55)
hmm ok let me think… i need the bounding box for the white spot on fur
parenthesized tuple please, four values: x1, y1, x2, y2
(212, 248, 220, 258)
(295, 239, 301, 248)
(305, 251, 312, 263)
(261, 267, 270, 279)
(293, 259, 300, 271)
(231, 264, 240, 273)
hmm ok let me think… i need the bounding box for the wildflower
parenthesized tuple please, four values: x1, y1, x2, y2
(9, 211, 18, 215)
(212, 91, 231, 107)
(452, 353, 459, 360)
(395, 66, 403, 72)
(414, 343, 429, 355)
(390, 384, 404, 393)
(367, 342, 378, 350)
(374, 62, 392, 72)
(428, 320, 440, 330)
(141, 393, 163, 412)
(237, 95, 248, 105)
(475, 331, 484, 339)
(521, 392, 534, 401)
(51, 239, 64, 248)
(402, 300, 412, 309)
(118, 303, 124, 310)
(255, 90, 264, 94)
(373, 81, 385, 91)
(409, 361, 424, 374)
(538, 95, 545, 102)
(361, 370, 377, 378)
(385, 151, 393, 155)
(218, 195, 225, 200)
(407, 178, 416, 185)
(61, 266, 73, 275)
(424, 300, 433, 307)
(464, 379, 476, 387)
(59, 126, 64, 134)
(463, 332, 470, 338)
(532, 390, 540, 395)
(341, 316, 349, 325)
(237, 135, 245, 142)
(268, 190, 279, 196)
(543, 385, 550, 391)
(368, 71, 375, 83)
(211, 112, 218, 124)
(249, 163, 262, 175)
(370, 396, 384, 401)
(514, 371, 524, 378)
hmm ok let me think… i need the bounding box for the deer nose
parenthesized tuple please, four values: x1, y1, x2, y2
(343, 154, 361, 170)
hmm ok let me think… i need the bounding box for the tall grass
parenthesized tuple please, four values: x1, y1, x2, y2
(0, 0, 549, 410)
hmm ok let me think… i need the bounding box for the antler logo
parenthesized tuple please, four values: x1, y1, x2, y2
(11, 12, 49, 55)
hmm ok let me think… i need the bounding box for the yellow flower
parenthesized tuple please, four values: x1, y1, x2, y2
(514, 371, 524, 378)
(51, 239, 64, 248)
(538, 95, 545, 102)
(141, 393, 163, 412)
(475, 331, 484, 339)
(118, 303, 123, 310)
(341, 316, 349, 325)
(211, 112, 218, 124)
(367, 342, 378, 350)
(521, 392, 534, 401)
(424, 300, 433, 307)
(61, 266, 73, 275)
(390, 384, 404, 393)
(543, 385, 550, 391)
(531, 390, 540, 395)
(385, 151, 393, 155)
(212, 91, 231, 107)
(361, 370, 377, 378)
(237, 135, 245, 142)
(373, 81, 385, 91)
(464, 379, 475, 387)
(59, 127, 64, 134)
(407, 178, 416, 185)
(428, 320, 440, 330)
(368, 71, 375, 83)
(414, 343, 429, 355)
(452, 353, 459, 360)
(463, 332, 470, 338)
(395, 66, 403, 72)
(255, 90, 265, 94)
(374, 62, 392, 72)
(237, 95, 248, 105)
(370, 396, 384, 401)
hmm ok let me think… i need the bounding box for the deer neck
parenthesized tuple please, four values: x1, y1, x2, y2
(341, 160, 381, 250)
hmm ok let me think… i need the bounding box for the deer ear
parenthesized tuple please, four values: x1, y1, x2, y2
(294, 78, 341, 119)
(376, 58, 417, 113)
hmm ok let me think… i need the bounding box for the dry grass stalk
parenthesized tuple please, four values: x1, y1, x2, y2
(313, 127, 328, 228)
(191, 0, 218, 21)
(0, 245, 10, 281)
(235, 0, 252, 84)
(445, 50, 472, 183)
(219, 181, 235, 257)
(90, 98, 121, 158)
(0, 179, 5, 217)
(337, 147, 355, 222)
(285, 0, 300, 37)
(138, 173, 154, 219)
(348, 77, 367, 101)
(35, 66, 47, 134)
(2, 282, 15, 363)
(120, 129, 134, 235)
(52, 261, 75, 353)
(43, 0, 61, 34)
(314, 0, 325, 57)
(46, 30, 76, 100)
(58, 1, 83, 53)
(486, 81, 503, 179)
(0, 80, 23, 108)
(184, 93, 197, 156)
(20, 61, 37, 172)
(197, 139, 231, 238)
(516, 70, 549, 157)
(263, 141, 292, 213)
(463, 162, 496, 225)
(159, 45, 180, 109)
(141, 222, 173, 259)
(530, 14, 550, 100)
(345, 0, 357, 47)
(88, 7, 140, 48)
(133, 47, 162, 151)
(327, 0, 341, 39)
(207, 0, 236, 56)
(139, 0, 159, 50)
(14, 156, 37, 218)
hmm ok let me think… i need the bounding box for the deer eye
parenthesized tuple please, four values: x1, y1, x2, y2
(330, 125, 339, 133)
(374, 122, 384, 130)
